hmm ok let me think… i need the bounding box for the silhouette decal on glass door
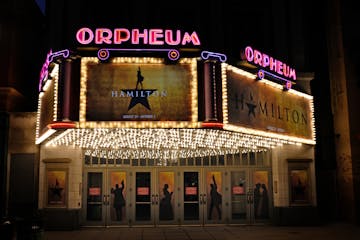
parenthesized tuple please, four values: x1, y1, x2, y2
(110, 172, 126, 222)
(207, 172, 222, 220)
(253, 171, 269, 219)
(159, 172, 175, 221)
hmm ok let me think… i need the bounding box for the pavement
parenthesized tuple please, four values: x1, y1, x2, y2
(42, 223, 360, 240)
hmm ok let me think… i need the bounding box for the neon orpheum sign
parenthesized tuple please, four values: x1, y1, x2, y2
(244, 46, 296, 81)
(76, 27, 201, 46)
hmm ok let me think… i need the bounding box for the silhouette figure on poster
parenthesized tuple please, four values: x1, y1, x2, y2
(136, 67, 144, 89)
(294, 179, 306, 200)
(259, 183, 269, 218)
(49, 178, 64, 202)
(253, 183, 261, 218)
(159, 183, 174, 220)
(208, 175, 222, 220)
(254, 183, 269, 218)
(111, 180, 125, 221)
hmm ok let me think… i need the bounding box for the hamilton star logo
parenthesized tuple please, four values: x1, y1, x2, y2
(246, 92, 257, 117)
(122, 67, 156, 110)
(50, 178, 63, 199)
(231, 90, 257, 118)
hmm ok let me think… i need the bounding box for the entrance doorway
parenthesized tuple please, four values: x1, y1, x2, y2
(82, 167, 271, 226)
(82, 169, 130, 226)
(229, 169, 272, 224)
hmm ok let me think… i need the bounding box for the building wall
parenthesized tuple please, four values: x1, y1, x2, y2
(39, 146, 83, 210)
(272, 144, 316, 207)
(38, 146, 83, 229)
(8, 113, 37, 153)
(271, 144, 318, 225)
(326, 0, 359, 222)
(7, 112, 38, 218)
(341, 0, 360, 223)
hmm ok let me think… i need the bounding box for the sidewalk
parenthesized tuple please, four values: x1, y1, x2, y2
(43, 223, 360, 240)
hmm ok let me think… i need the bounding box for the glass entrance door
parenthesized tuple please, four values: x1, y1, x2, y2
(204, 170, 225, 224)
(83, 167, 271, 226)
(83, 169, 130, 226)
(251, 169, 271, 224)
(181, 169, 225, 225)
(157, 170, 177, 224)
(133, 171, 152, 224)
(229, 169, 272, 224)
(182, 171, 201, 224)
(129, 169, 228, 225)
(84, 171, 105, 225)
(108, 170, 129, 225)
(131, 169, 179, 226)
(230, 170, 249, 224)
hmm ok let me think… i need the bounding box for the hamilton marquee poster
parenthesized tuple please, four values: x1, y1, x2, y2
(226, 70, 314, 140)
(83, 59, 195, 121)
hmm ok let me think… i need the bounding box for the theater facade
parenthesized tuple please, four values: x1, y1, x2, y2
(36, 27, 316, 228)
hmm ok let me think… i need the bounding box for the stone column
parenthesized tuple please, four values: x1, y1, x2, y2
(326, 0, 355, 222)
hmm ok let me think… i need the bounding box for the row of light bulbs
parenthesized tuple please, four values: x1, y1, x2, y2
(83, 147, 268, 161)
(45, 128, 297, 153)
(38, 58, 315, 152)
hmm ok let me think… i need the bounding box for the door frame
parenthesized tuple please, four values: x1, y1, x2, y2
(227, 167, 273, 225)
(82, 168, 131, 226)
(179, 167, 227, 225)
(251, 167, 273, 224)
(81, 166, 272, 226)
(156, 168, 180, 226)
(82, 168, 106, 226)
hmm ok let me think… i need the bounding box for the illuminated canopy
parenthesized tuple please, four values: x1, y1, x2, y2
(43, 127, 302, 159)
(36, 52, 316, 160)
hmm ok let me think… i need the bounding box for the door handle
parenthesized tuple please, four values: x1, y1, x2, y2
(200, 194, 207, 204)
(106, 194, 110, 205)
(247, 194, 253, 204)
(151, 194, 156, 205)
(103, 194, 110, 205)
(151, 194, 159, 205)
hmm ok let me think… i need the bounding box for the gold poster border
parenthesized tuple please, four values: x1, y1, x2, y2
(79, 57, 199, 128)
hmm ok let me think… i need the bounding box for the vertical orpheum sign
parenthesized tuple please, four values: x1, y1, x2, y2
(243, 46, 296, 90)
(39, 50, 52, 92)
(38, 49, 70, 92)
(36, 49, 70, 144)
(36, 63, 59, 145)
